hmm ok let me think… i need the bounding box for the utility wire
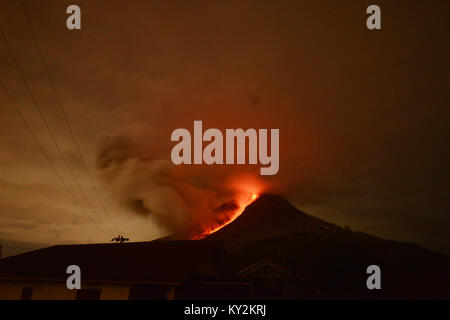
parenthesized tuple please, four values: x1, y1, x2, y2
(20, 0, 121, 235)
(0, 25, 114, 235)
(0, 79, 109, 236)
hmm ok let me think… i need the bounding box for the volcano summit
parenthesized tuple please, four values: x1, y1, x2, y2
(204, 194, 450, 299)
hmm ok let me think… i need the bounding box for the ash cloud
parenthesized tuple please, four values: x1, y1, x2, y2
(96, 134, 252, 236)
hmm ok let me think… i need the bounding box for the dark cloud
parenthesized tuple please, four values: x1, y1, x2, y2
(0, 0, 448, 251)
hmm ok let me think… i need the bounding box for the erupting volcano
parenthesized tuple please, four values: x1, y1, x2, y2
(191, 192, 259, 240)
(198, 194, 450, 299)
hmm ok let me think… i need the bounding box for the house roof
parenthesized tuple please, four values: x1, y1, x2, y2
(237, 258, 288, 278)
(0, 240, 228, 284)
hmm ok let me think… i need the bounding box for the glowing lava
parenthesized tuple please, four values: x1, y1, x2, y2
(191, 192, 259, 240)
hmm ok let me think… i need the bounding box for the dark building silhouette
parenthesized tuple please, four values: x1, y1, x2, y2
(0, 240, 263, 300)
(2, 195, 448, 299)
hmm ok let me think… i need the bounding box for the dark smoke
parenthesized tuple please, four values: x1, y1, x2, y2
(127, 199, 150, 216)
(95, 134, 262, 236)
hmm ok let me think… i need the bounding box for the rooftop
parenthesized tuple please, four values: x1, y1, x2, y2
(0, 240, 228, 284)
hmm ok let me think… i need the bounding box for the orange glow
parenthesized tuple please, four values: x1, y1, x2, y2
(191, 192, 260, 239)
(190, 174, 268, 240)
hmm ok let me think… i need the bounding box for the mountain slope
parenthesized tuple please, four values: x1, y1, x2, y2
(206, 194, 450, 299)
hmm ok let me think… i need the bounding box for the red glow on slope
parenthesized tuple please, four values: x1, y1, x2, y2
(191, 192, 259, 239)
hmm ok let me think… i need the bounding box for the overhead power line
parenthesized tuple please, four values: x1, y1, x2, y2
(20, 0, 121, 235)
(0, 24, 114, 236)
(0, 79, 109, 236)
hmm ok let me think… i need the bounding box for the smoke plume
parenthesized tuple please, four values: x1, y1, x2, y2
(96, 132, 267, 238)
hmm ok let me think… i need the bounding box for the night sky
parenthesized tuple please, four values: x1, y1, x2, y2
(0, 0, 449, 255)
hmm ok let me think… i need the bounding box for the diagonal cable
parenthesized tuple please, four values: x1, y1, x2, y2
(0, 25, 114, 235)
(21, 0, 121, 234)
